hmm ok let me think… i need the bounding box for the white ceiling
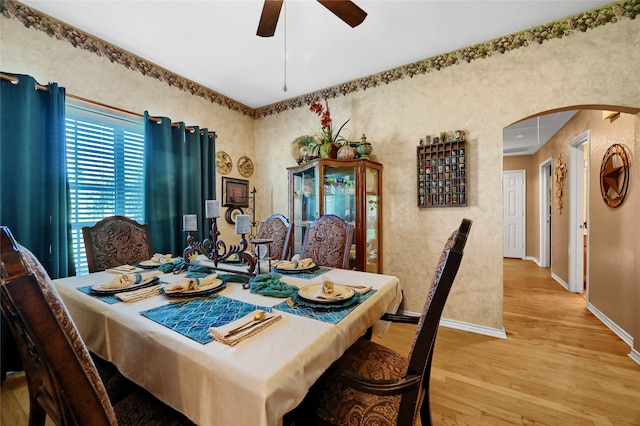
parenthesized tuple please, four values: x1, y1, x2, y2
(19, 0, 609, 152)
(503, 110, 578, 156)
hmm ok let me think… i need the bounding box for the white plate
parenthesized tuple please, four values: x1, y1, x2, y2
(275, 262, 317, 272)
(162, 278, 224, 295)
(91, 277, 160, 295)
(140, 257, 177, 267)
(297, 283, 355, 304)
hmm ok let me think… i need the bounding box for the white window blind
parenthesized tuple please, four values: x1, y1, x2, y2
(65, 101, 145, 274)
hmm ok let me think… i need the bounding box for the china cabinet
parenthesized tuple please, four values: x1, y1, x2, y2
(288, 158, 383, 273)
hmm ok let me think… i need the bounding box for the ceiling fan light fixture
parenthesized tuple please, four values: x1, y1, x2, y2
(257, 0, 367, 37)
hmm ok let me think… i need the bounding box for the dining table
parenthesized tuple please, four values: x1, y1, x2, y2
(52, 259, 402, 426)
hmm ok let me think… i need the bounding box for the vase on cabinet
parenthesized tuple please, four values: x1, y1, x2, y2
(337, 144, 357, 160)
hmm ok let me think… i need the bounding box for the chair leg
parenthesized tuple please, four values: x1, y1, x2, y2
(27, 398, 47, 426)
(419, 393, 433, 426)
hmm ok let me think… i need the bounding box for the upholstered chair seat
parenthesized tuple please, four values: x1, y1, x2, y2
(315, 339, 408, 425)
(287, 219, 472, 426)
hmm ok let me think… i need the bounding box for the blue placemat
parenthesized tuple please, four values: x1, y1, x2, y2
(140, 296, 271, 344)
(273, 290, 376, 324)
(77, 286, 121, 304)
(77, 281, 167, 305)
(275, 266, 332, 279)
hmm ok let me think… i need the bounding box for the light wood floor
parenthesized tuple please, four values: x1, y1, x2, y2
(2, 259, 639, 425)
(371, 258, 640, 425)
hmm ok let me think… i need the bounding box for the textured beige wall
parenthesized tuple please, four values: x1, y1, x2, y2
(2, 13, 639, 336)
(256, 18, 640, 331)
(0, 17, 255, 244)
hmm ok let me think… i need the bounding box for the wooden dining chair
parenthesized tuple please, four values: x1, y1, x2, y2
(82, 215, 153, 273)
(0, 226, 194, 426)
(301, 214, 353, 269)
(255, 214, 292, 260)
(289, 218, 472, 426)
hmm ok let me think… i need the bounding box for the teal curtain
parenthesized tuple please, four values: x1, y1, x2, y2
(0, 72, 74, 279)
(144, 112, 216, 255)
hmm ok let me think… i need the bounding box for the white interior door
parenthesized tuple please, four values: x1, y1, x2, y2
(568, 131, 589, 293)
(503, 170, 526, 258)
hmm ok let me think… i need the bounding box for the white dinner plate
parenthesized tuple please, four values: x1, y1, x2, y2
(91, 277, 160, 295)
(297, 283, 355, 304)
(275, 262, 317, 273)
(161, 279, 225, 296)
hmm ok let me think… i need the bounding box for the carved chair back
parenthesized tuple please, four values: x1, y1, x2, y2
(82, 215, 153, 273)
(255, 214, 292, 260)
(301, 214, 353, 269)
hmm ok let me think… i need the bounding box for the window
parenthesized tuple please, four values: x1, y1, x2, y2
(65, 100, 145, 274)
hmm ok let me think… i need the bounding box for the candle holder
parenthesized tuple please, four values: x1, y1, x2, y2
(182, 217, 257, 277)
(250, 238, 274, 274)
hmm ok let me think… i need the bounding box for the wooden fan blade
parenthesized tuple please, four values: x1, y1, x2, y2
(317, 0, 367, 28)
(257, 0, 284, 37)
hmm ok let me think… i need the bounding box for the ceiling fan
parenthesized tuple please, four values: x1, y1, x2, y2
(257, 0, 367, 37)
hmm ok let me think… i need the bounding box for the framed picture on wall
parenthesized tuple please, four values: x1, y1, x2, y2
(222, 177, 250, 208)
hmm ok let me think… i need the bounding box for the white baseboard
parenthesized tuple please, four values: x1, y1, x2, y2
(586, 301, 638, 366)
(525, 256, 540, 266)
(586, 301, 633, 347)
(551, 272, 569, 291)
(629, 348, 640, 367)
(397, 309, 507, 339)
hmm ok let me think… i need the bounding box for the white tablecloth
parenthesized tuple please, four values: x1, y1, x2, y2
(53, 267, 401, 426)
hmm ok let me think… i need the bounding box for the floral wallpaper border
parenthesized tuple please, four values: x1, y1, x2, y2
(2, 0, 638, 119)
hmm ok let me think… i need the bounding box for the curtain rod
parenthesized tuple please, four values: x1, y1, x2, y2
(0, 73, 216, 138)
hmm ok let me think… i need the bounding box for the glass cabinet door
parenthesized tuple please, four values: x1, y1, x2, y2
(364, 166, 380, 273)
(291, 166, 317, 255)
(322, 164, 357, 269)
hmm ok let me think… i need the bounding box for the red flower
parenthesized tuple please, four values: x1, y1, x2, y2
(309, 101, 349, 144)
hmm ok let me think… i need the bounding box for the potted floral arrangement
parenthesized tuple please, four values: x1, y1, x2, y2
(309, 101, 351, 159)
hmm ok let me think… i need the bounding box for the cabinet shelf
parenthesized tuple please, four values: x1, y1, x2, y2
(288, 158, 383, 273)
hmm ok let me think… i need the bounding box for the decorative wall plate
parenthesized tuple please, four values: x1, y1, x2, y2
(216, 151, 232, 175)
(599, 143, 630, 208)
(225, 207, 244, 224)
(237, 155, 254, 178)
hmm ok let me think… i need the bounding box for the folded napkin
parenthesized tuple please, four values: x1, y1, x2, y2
(116, 285, 162, 302)
(163, 273, 219, 293)
(100, 271, 161, 290)
(184, 265, 215, 278)
(315, 277, 372, 300)
(106, 264, 144, 274)
(209, 310, 281, 346)
(277, 254, 314, 270)
(157, 258, 185, 273)
(250, 272, 298, 298)
(150, 253, 174, 264)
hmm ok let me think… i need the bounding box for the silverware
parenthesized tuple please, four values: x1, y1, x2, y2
(286, 297, 314, 317)
(226, 311, 267, 337)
